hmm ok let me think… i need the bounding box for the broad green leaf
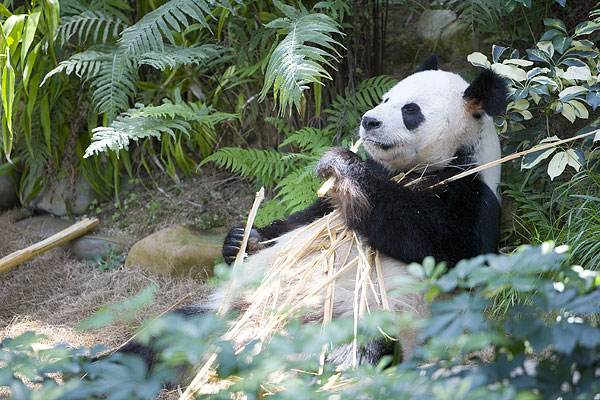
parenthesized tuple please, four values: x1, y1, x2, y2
(3, 14, 25, 53)
(492, 63, 527, 82)
(558, 85, 586, 100)
(503, 59, 533, 67)
(547, 151, 569, 180)
(521, 148, 555, 169)
(21, 10, 40, 67)
(467, 52, 490, 68)
(537, 41, 554, 58)
(565, 149, 582, 172)
(544, 18, 567, 32)
(562, 66, 591, 81)
(560, 102, 577, 123)
(22, 42, 39, 91)
(509, 99, 529, 111)
(574, 20, 600, 37)
(569, 99, 589, 119)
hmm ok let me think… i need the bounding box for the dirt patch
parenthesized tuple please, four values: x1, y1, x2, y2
(0, 171, 255, 350)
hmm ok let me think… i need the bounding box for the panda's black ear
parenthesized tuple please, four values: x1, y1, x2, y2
(415, 54, 438, 72)
(463, 69, 508, 117)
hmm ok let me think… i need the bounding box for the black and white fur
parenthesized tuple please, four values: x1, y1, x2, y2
(120, 56, 507, 369)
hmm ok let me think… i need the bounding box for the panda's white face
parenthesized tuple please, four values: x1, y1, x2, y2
(360, 70, 483, 172)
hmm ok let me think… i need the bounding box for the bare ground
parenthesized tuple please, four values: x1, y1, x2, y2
(0, 170, 255, 351)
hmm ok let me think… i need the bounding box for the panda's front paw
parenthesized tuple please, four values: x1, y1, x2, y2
(315, 147, 361, 179)
(222, 226, 264, 265)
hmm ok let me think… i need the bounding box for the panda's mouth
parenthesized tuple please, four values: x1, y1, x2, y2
(364, 138, 396, 150)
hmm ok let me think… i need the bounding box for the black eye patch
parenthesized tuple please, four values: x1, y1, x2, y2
(383, 98, 389, 103)
(402, 102, 425, 131)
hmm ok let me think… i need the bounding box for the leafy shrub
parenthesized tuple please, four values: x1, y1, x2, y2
(2, 244, 599, 399)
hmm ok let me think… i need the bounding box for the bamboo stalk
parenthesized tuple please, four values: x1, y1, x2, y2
(0, 218, 99, 274)
(432, 130, 598, 188)
(180, 188, 265, 400)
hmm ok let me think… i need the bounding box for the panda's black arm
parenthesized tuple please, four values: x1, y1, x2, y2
(222, 198, 333, 264)
(256, 198, 334, 240)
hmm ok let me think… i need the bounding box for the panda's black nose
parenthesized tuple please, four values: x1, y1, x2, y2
(361, 116, 382, 131)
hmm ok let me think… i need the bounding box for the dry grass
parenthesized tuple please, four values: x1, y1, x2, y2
(0, 171, 254, 350)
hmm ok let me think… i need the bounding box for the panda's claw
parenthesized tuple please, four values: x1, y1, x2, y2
(222, 226, 264, 265)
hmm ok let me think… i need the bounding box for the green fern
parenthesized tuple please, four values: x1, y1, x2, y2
(138, 44, 228, 70)
(201, 148, 293, 187)
(280, 127, 334, 154)
(118, 0, 219, 55)
(325, 75, 396, 137)
(85, 101, 235, 157)
(58, 10, 127, 44)
(260, 1, 343, 115)
(449, 0, 511, 33)
(42, 49, 112, 83)
(275, 166, 322, 214)
(89, 49, 138, 121)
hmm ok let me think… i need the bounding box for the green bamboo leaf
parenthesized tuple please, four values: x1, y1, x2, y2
(21, 10, 40, 67)
(1, 50, 15, 157)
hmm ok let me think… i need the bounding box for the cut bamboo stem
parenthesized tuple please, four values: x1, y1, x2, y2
(180, 187, 265, 400)
(0, 217, 100, 274)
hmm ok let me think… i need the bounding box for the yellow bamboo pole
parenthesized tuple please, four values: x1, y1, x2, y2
(0, 217, 100, 274)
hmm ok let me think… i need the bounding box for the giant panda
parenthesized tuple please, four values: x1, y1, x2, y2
(117, 55, 507, 370)
(213, 55, 507, 366)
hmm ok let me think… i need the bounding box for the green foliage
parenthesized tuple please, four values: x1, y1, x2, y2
(260, 1, 343, 115)
(85, 101, 235, 157)
(118, 0, 219, 55)
(2, 245, 600, 399)
(201, 147, 294, 187)
(57, 10, 127, 44)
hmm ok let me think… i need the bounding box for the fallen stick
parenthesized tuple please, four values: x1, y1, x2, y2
(0, 217, 100, 274)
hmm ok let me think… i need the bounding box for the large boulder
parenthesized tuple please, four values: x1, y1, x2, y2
(0, 173, 19, 210)
(416, 10, 472, 58)
(125, 225, 226, 277)
(30, 176, 96, 216)
(417, 9, 458, 42)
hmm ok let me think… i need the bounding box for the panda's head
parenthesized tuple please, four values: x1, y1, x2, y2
(360, 56, 507, 175)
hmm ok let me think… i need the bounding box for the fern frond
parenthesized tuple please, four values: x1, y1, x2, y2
(42, 49, 112, 84)
(118, 0, 218, 55)
(201, 147, 293, 187)
(275, 166, 321, 213)
(138, 44, 228, 70)
(58, 11, 127, 45)
(280, 127, 333, 154)
(260, 4, 343, 115)
(325, 75, 396, 137)
(89, 49, 138, 121)
(449, 0, 508, 32)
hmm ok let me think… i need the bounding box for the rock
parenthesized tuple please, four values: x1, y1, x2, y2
(15, 215, 71, 237)
(125, 225, 226, 276)
(417, 10, 458, 42)
(0, 173, 19, 210)
(31, 176, 96, 216)
(416, 9, 472, 58)
(71, 234, 129, 261)
(14, 215, 129, 261)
